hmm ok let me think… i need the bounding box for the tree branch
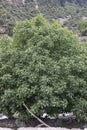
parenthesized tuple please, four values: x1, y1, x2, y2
(23, 102, 50, 127)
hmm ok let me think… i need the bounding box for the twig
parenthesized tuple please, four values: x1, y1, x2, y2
(23, 102, 50, 127)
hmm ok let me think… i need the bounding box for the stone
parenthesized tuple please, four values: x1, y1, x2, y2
(18, 127, 70, 130)
(71, 128, 81, 130)
(0, 115, 8, 120)
(6, 0, 25, 4)
(0, 128, 13, 130)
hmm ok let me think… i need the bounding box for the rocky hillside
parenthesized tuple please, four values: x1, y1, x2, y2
(1, 0, 87, 36)
(6, 0, 87, 6)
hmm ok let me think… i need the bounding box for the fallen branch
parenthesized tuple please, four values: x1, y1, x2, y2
(36, 123, 45, 127)
(23, 102, 50, 127)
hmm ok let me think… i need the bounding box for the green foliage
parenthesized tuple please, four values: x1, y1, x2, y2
(0, 15, 87, 122)
(78, 20, 87, 36)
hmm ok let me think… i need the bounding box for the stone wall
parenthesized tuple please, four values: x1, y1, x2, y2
(0, 127, 82, 130)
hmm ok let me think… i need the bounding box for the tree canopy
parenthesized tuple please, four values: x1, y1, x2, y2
(78, 20, 87, 36)
(0, 14, 87, 121)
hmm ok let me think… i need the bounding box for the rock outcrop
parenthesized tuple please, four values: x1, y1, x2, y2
(6, 0, 26, 4)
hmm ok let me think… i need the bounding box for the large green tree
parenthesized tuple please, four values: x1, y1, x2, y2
(0, 14, 87, 121)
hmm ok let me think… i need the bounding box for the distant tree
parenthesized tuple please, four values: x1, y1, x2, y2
(78, 20, 87, 36)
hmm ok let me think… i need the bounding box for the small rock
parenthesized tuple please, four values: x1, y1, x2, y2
(71, 128, 81, 130)
(0, 115, 8, 120)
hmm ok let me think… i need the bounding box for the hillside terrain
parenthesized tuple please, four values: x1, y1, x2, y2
(5, 0, 87, 6)
(0, 0, 87, 36)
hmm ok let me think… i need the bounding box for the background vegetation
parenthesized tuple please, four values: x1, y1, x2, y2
(1, 0, 87, 35)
